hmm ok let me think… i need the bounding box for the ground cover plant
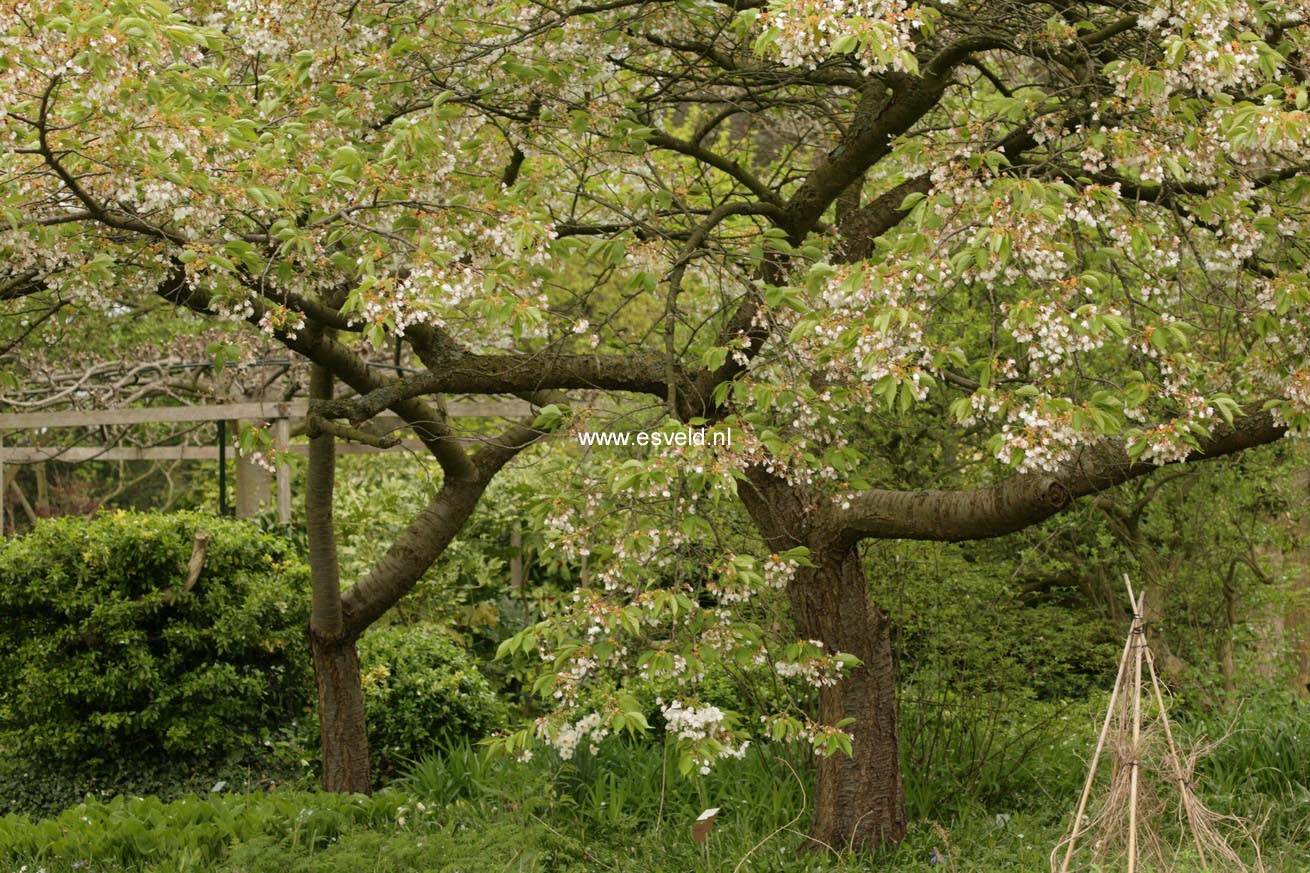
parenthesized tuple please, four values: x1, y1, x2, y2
(1, 697, 1307, 872)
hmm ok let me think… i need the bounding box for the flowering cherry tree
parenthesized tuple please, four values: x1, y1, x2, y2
(4, 0, 1310, 851)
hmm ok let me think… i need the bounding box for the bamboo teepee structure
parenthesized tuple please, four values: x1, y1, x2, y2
(1051, 576, 1266, 873)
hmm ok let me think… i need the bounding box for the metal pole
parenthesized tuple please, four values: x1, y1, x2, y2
(217, 420, 228, 517)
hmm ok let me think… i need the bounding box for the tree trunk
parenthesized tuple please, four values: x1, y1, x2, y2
(304, 362, 371, 792)
(310, 630, 370, 792)
(789, 547, 906, 851)
(1218, 566, 1237, 695)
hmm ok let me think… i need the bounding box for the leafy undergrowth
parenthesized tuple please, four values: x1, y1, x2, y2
(0, 759, 1062, 873)
(3, 697, 1308, 872)
(0, 723, 320, 821)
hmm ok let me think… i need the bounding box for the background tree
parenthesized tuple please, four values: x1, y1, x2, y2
(0, 0, 555, 790)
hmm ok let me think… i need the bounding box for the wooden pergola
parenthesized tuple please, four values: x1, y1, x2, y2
(0, 398, 530, 531)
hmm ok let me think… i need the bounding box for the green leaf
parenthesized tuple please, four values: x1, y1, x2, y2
(701, 346, 728, 371)
(532, 403, 567, 431)
(898, 191, 927, 212)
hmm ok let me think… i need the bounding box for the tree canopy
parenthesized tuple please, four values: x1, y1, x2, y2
(4, 0, 1310, 850)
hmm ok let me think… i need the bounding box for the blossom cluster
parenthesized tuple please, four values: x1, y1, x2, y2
(660, 699, 749, 774)
(762, 0, 923, 75)
(536, 711, 609, 760)
(994, 402, 1081, 474)
(1128, 392, 1217, 464)
(1139, 0, 1271, 96)
(774, 639, 848, 688)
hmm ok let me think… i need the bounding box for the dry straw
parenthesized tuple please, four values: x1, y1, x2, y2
(1051, 575, 1266, 873)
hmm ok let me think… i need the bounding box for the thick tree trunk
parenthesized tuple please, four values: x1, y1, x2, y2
(789, 548, 906, 851)
(310, 630, 371, 792)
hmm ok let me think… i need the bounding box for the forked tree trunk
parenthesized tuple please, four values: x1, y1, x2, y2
(789, 547, 906, 851)
(310, 630, 370, 792)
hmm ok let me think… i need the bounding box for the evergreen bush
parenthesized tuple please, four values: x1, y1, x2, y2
(0, 511, 312, 768)
(358, 623, 504, 774)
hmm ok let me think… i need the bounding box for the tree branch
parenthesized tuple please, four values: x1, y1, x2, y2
(829, 407, 1287, 545)
(648, 130, 786, 208)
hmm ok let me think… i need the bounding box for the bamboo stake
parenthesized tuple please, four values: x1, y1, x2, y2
(1058, 600, 1140, 873)
(1061, 574, 1237, 872)
(1128, 588, 1145, 873)
(1143, 640, 1210, 869)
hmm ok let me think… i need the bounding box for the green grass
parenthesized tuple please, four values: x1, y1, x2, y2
(3, 696, 1308, 872)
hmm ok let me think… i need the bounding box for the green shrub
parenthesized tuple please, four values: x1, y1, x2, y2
(358, 623, 505, 775)
(0, 510, 312, 769)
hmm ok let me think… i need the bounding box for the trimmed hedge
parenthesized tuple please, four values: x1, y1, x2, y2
(0, 511, 312, 768)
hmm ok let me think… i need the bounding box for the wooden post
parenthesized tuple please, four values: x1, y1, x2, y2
(34, 463, 49, 516)
(234, 419, 271, 519)
(1128, 590, 1145, 873)
(274, 414, 291, 524)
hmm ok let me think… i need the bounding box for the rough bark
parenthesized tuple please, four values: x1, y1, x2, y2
(789, 548, 907, 851)
(310, 630, 370, 793)
(306, 366, 344, 641)
(736, 469, 906, 851)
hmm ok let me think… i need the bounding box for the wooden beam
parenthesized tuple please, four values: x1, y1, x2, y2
(0, 399, 530, 430)
(0, 440, 438, 463)
(0, 401, 303, 429)
(438, 400, 532, 418)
